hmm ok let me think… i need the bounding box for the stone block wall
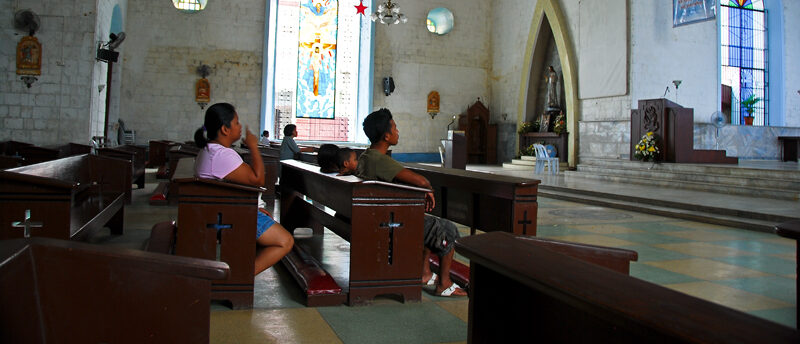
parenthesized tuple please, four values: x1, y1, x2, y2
(0, 0, 101, 146)
(372, 0, 491, 153)
(120, 1, 265, 144)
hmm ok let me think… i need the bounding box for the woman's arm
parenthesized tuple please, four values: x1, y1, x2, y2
(224, 128, 265, 186)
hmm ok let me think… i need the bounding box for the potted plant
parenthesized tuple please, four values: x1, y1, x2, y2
(740, 94, 761, 126)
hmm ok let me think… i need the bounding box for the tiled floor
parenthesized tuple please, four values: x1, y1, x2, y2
(107, 169, 796, 343)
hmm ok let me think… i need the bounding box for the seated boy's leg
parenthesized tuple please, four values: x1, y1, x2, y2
(423, 214, 466, 296)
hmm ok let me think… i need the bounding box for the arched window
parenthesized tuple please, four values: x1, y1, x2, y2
(721, 0, 767, 125)
(172, 0, 207, 13)
(266, 0, 372, 142)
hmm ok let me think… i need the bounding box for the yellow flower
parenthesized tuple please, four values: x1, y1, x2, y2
(648, 146, 655, 152)
(646, 131, 653, 136)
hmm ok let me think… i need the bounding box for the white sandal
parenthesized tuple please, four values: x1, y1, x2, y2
(424, 272, 438, 286)
(438, 282, 464, 297)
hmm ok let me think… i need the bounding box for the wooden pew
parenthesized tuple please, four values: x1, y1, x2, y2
(404, 163, 540, 236)
(456, 232, 798, 343)
(280, 159, 428, 306)
(148, 139, 178, 171)
(0, 140, 33, 156)
(98, 144, 146, 191)
(0, 237, 229, 344)
(237, 146, 279, 211)
(150, 144, 199, 205)
(774, 219, 800, 328)
(171, 158, 265, 309)
(0, 154, 129, 241)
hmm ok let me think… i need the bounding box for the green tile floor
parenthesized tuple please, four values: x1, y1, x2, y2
(105, 171, 796, 343)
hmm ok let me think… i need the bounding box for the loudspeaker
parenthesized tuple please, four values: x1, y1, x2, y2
(96, 48, 119, 63)
(383, 77, 395, 96)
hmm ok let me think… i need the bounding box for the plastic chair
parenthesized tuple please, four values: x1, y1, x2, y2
(533, 144, 559, 175)
(118, 119, 136, 145)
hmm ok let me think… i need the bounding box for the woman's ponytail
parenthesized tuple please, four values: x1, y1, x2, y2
(194, 126, 208, 148)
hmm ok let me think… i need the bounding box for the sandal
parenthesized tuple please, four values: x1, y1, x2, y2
(424, 272, 437, 286)
(438, 282, 466, 297)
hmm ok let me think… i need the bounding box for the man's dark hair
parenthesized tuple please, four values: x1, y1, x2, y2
(336, 147, 354, 169)
(261, 130, 269, 137)
(283, 124, 297, 137)
(317, 144, 339, 173)
(362, 108, 393, 144)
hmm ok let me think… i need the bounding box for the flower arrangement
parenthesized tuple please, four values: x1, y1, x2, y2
(521, 143, 536, 156)
(633, 132, 660, 162)
(518, 121, 539, 134)
(553, 112, 566, 135)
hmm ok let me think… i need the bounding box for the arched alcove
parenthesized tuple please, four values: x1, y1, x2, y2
(517, 0, 578, 168)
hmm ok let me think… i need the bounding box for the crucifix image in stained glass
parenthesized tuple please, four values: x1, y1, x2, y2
(297, 0, 338, 119)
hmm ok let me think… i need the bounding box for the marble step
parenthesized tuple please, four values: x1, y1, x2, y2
(579, 158, 800, 182)
(563, 170, 799, 201)
(537, 187, 793, 233)
(574, 164, 800, 192)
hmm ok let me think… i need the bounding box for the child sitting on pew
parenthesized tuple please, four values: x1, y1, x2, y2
(317, 144, 340, 174)
(357, 108, 467, 297)
(336, 147, 358, 176)
(194, 103, 294, 275)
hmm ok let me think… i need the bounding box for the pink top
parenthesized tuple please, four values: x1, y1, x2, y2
(195, 143, 243, 180)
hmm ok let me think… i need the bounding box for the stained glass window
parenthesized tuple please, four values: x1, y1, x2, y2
(721, 0, 767, 125)
(172, 0, 207, 12)
(272, 0, 366, 141)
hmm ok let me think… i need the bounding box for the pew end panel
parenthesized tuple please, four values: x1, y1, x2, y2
(280, 160, 428, 306)
(173, 159, 265, 309)
(405, 163, 540, 236)
(0, 238, 229, 344)
(456, 232, 797, 343)
(0, 154, 127, 240)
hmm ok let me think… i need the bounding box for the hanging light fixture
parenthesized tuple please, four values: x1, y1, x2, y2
(371, 0, 407, 25)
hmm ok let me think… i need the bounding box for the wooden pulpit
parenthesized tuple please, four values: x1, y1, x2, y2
(631, 98, 737, 164)
(443, 130, 466, 169)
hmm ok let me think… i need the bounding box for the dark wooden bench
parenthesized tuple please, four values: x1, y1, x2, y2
(170, 157, 265, 309)
(404, 163, 540, 236)
(150, 144, 199, 205)
(778, 136, 799, 162)
(774, 219, 800, 328)
(148, 139, 178, 169)
(99, 144, 146, 189)
(0, 237, 229, 343)
(0, 154, 129, 240)
(237, 146, 280, 211)
(456, 232, 797, 343)
(280, 159, 428, 306)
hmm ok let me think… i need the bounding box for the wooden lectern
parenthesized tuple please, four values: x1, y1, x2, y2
(631, 98, 737, 164)
(443, 130, 466, 169)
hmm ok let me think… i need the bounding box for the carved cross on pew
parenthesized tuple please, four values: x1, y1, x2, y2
(517, 210, 533, 235)
(379, 212, 403, 265)
(12, 209, 43, 238)
(207, 213, 233, 244)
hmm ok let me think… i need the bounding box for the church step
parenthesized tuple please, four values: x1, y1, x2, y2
(579, 158, 800, 182)
(537, 188, 792, 233)
(539, 183, 797, 224)
(574, 165, 800, 195)
(502, 162, 535, 170)
(563, 170, 799, 201)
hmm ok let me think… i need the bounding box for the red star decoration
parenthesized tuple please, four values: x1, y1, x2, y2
(355, 0, 368, 15)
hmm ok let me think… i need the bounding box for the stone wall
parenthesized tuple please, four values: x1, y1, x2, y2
(371, 0, 491, 153)
(119, 1, 265, 144)
(785, 2, 800, 127)
(0, 0, 101, 145)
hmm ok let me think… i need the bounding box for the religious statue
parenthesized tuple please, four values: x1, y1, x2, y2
(545, 66, 560, 110)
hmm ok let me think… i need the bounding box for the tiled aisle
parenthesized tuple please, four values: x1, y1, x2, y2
(110, 171, 796, 343)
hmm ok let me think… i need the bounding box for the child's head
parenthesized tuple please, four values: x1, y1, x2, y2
(194, 103, 238, 148)
(283, 124, 297, 137)
(363, 108, 394, 144)
(317, 144, 340, 173)
(261, 130, 269, 138)
(337, 148, 357, 175)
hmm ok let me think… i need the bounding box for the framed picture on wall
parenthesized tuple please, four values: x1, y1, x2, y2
(674, 0, 716, 27)
(538, 113, 551, 133)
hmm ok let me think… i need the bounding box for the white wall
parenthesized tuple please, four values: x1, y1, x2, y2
(120, 1, 266, 144)
(371, 0, 491, 153)
(0, 0, 99, 145)
(784, 2, 800, 127)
